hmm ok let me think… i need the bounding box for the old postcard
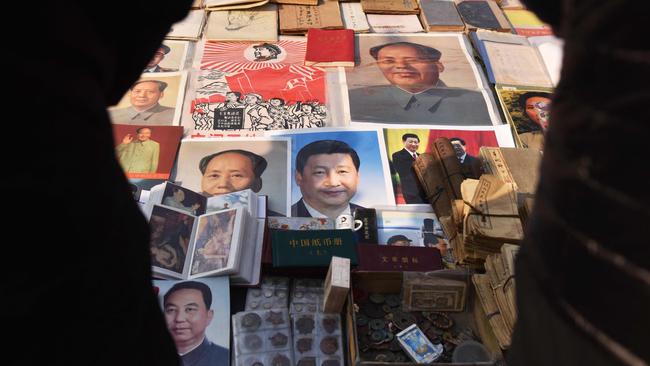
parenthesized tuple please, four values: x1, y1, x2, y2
(109, 72, 188, 126)
(112, 124, 183, 180)
(495, 85, 552, 149)
(143, 40, 190, 74)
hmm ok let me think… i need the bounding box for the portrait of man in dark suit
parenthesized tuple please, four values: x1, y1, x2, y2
(292, 140, 364, 219)
(391, 133, 427, 204)
(450, 137, 482, 179)
(348, 41, 492, 125)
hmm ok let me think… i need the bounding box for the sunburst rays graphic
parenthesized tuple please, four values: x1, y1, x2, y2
(201, 40, 306, 71)
(201, 40, 323, 81)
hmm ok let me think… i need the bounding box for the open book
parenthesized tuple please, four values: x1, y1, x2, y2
(145, 181, 264, 284)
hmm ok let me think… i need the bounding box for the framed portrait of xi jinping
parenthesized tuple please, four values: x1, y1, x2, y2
(344, 34, 500, 126)
(279, 128, 395, 219)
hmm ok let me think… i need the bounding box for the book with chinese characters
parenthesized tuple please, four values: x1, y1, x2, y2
(361, 0, 419, 14)
(304, 28, 355, 67)
(418, 0, 465, 32)
(367, 14, 424, 33)
(470, 30, 554, 88)
(279, 0, 344, 34)
(503, 9, 553, 37)
(340, 1, 370, 33)
(271, 229, 358, 267)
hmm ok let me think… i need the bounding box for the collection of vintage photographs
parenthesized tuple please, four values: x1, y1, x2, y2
(117, 0, 558, 365)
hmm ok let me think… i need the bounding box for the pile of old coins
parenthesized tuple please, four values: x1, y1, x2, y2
(355, 292, 479, 363)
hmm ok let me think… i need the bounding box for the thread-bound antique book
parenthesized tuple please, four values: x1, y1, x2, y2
(418, 0, 465, 32)
(279, 0, 344, 34)
(456, 0, 511, 32)
(361, 0, 419, 14)
(305, 28, 355, 67)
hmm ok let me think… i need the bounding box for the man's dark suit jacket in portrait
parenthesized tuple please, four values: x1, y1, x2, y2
(6, 0, 192, 364)
(181, 338, 229, 366)
(391, 148, 426, 204)
(291, 198, 363, 217)
(348, 85, 492, 125)
(460, 153, 483, 179)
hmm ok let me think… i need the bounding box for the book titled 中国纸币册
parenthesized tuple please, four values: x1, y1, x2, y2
(305, 28, 355, 67)
(271, 229, 358, 267)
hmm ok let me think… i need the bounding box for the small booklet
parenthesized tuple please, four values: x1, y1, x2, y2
(305, 28, 354, 67)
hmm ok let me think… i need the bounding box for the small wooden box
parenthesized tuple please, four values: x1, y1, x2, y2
(323, 256, 351, 313)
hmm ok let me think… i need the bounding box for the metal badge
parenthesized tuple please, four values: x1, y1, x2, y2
(355, 313, 369, 326)
(242, 313, 262, 331)
(393, 311, 416, 330)
(271, 354, 291, 366)
(370, 330, 386, 343)
(269, 332, 289, 347)
(266, 311, 285, 325)
(244, 334, 263, 351)
(250, 289, 262, 297)
(322, 317, 338, 334)
(369, 293, 385, 304)
(360, 303, 385, 319)
(368, 319, 385, 331)
(384, 294, 401, 308)
(297, 357, 316, 366)
(319, 336, 339, 355)
(296, 316, 315, 334)
(296, 338, 313, 353)
(321, 359, 340, 366)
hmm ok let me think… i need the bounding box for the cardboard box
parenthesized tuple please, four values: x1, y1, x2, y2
(344, 272, 503, 366)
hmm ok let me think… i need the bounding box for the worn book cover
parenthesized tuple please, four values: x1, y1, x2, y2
(367, 14, 424, 33)
(503, 9, 553, 37)
(456, 0, 511, 32)
(305, 28, 354, 67)
(361, 0, 419, 14)
(418, 0, 465, 32)
(356, 243, 443, 271)
(340, 1, 370, 32)
(206, 4, 279, 41)
(279, 0, 344, 34)
(271, 229, 358, 266)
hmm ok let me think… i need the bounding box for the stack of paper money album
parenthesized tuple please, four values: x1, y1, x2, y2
(105, 0, 562, 363)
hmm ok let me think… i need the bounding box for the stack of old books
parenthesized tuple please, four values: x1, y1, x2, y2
(472, 243, 519, 349)
(414, 142, 541, 266)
